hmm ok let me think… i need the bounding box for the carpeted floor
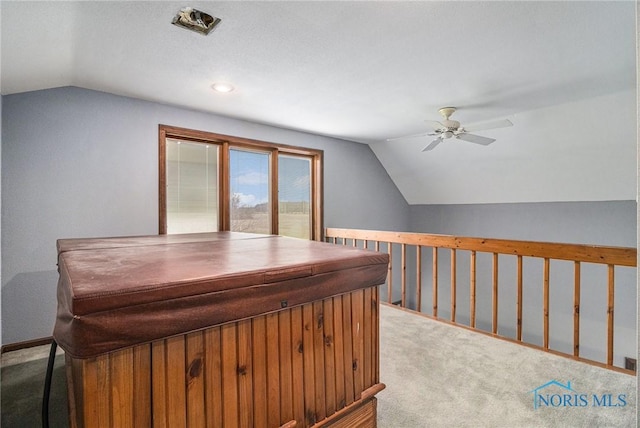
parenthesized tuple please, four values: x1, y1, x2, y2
(1, 304, 636, 427)
(1, 349, 67, 427)
(377, 303, 636, 427)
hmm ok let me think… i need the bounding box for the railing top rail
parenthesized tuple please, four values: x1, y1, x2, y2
(325, 228, 637, 267)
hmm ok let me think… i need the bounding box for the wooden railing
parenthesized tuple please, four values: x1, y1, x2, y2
(325, 228, 637, 374)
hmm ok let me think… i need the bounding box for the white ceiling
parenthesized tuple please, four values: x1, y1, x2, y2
(1, 1, 636, 204)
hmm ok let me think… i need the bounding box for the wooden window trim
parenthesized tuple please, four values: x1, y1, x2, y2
(159, 124, 324, 240)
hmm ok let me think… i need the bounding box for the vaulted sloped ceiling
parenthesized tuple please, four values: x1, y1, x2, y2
(1, 1, 636, 204)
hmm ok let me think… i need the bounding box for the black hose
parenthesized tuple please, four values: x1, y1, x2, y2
(42, 339, 57, 428)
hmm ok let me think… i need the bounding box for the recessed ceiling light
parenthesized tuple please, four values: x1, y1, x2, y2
(211, 82, 235, 93)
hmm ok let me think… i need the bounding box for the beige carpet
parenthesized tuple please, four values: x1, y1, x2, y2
(377, 303, 636, 428)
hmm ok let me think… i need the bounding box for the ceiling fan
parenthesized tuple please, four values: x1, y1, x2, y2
(388, 107, 513, 152)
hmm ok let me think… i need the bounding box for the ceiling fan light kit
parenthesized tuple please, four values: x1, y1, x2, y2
(388, 106, 513, 152)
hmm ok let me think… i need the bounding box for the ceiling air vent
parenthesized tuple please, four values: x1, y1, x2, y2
(172, 7, 221, 36)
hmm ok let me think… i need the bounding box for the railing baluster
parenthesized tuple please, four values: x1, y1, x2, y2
(607, 264, 615, 366)
(543, 258, 550, 350)
(401, 244, 407, 308)
(416, 246, 422, 313)
(517, 256, 523, 342)
(432, 248, 438, 318)
(492, 253, 499, 334)
(573, 261, 581, 357)
(470, 251, 477, 328)
(387, 242, 393, 304)
(323, 228, 636, 372)
(451, 249, 457, 323)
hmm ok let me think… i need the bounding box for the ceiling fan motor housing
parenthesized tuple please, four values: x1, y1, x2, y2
(438, 107, 457, 119)
(437, 107, 461, 138)
(442, 119, 460, 130)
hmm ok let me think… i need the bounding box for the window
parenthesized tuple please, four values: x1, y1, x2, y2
(278, 155, 312, 239)
(229, 148, 271, 234)
(165, 139, 219, 234)
(159, 125, 323, 240)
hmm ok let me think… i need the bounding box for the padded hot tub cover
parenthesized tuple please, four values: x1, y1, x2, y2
(54, 232, 389, 358)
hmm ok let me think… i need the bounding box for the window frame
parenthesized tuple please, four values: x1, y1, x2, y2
(159, 124, 324, 240)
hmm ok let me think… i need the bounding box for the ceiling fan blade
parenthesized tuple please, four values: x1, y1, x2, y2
(462, 118, 513, 133)
(457, 133, 495, 146)
(422, 138, 442, 152)
(386, 131, 431, 142)
(424, 120, 445, 131)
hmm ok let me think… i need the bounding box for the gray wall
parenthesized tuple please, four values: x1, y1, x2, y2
(1, 86, 410, 344)
(409, 202, 636, 246)
(406, 201, 636, 366)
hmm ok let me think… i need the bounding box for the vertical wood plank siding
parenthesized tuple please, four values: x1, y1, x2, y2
(325, 228, 636, 373)
(67, 288, 381, 427)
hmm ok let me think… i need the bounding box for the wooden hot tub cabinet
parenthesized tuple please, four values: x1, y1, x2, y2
(54, 232, 388, 427)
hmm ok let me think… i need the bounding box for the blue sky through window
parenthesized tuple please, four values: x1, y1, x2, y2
(230, 150, 311, 207)
(230, 149, 269, 207)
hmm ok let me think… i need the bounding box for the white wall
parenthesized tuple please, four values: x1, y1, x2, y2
(1, 86, 410, 344)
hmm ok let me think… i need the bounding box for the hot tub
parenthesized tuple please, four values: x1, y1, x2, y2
(54, 232, 388, 427)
